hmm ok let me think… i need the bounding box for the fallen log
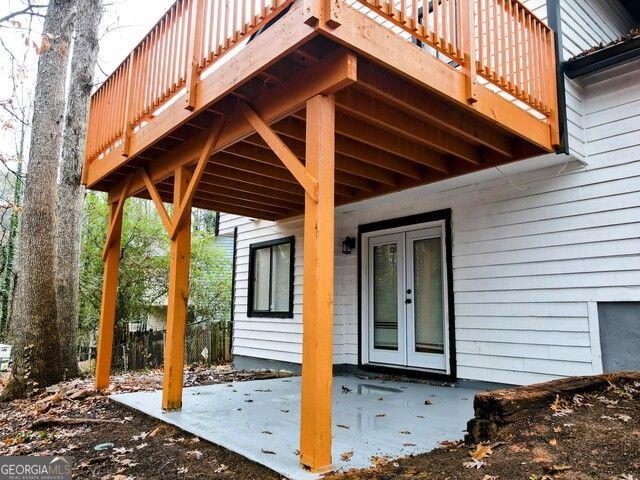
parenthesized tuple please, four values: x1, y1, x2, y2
(465, 371, 640, 444)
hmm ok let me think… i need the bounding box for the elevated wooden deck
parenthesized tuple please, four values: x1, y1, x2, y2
(90, 0, 561, 471)
(84, 0, 559, 219)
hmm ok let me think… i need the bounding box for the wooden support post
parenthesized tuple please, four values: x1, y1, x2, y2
(303, 0, 340, 27)
(162, 166, 192, 410)
(185, 0, 205, 110)
(95, 201, 124, 390)
(459, 0, 477, 104)
(299, 94, 335, 472)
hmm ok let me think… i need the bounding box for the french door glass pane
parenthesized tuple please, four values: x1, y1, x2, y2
(413, 237, 444, 354)
(252, 248, 271, 311)
(373, 243, 399, 350)
(271, 243, 291, 311)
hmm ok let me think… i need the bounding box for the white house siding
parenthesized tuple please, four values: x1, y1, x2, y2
(555, 0, 632, 160)
(219, 58, 640, 385)
(520, 0, 634, 161)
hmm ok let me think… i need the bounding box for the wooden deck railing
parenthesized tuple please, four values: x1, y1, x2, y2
(350, 0, 556, 115)
(86, 0, 293, 163)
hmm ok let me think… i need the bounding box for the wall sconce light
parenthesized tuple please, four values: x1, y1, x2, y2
(342, 236, 356, 255)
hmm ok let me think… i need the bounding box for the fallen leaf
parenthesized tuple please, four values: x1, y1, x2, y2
(548, 438, 557, 446)
(261, 431, 272, 435)
(185, 450, 203, 460)
(177, 467, 189, 474)
(403, 443, 416, 447)
(261, 448, 276, 455)
(214, 464, 228, 473)
(399, 430, 411, 435)
(463, 459, 486, 469)
(337, 424, 350, 429)
(340, 450, 353, 461)
(470, 443, 493, 460)
(424, 400, 433, 405)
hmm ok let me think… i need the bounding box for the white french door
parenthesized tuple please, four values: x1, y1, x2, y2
(362, 221, 450, 373)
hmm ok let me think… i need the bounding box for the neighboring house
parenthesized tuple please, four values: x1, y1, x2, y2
(219, 0, 640, 386)
(128, 233, 235, 333)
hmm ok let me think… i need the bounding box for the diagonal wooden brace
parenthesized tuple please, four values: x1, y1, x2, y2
(102, 174, 134, 261)
(142, 167, 173, 235)
(169, 115, 226, 240)
(240, 103, 319, 201)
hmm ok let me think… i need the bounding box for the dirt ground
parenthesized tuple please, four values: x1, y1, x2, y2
(1, 366, 639, 480)
(0, 365, 285, 480)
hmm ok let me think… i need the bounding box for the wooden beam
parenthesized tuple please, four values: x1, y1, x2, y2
(273, 116, 425, 179)
(205, 164, 304, 199)
(332, 112, 452, 171)
(335, 89, 480, 164)
(228, 138, 396, 186)
(228, 139, 376, 192)
(208, 152, 355, 198)
(299, 94, 334, 472)
(107, 48, 357, 200)
(154, 183, 294, 216)
(95, 202, 124, 390)
(170, 116, 226, 240)
(102, 174, 133, 261)
(162, 166, 192, 410)
(200, 173, 304, 204)
(240, 103, 319, 200)
(355, 61, 513, 157)
(142, 167, 173, 235)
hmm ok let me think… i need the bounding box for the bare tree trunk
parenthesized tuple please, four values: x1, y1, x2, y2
(1, 0, 77, 400)
(56, 0, 103, 380)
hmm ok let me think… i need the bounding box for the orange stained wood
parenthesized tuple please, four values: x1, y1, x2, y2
(162, 166, 193, 411)
(299, 94, 335, 472)
(95, 200, 124, 390)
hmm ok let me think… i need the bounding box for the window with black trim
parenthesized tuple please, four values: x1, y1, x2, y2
(247, 236, 295, 318)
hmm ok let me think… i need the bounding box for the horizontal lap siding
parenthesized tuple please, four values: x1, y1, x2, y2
(218, 214, 347, 365)
(528, 0, 633, 160)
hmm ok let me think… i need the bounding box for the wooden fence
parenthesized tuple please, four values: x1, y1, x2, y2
(91, 321, 232, 372)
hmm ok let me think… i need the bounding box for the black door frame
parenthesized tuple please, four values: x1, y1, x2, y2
(357, 208, 457, 382)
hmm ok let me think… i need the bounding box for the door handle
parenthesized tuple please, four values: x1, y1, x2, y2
(405, 298, 412, 304)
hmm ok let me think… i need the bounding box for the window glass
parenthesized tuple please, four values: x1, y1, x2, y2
(373, 243, 399, 350)
(271, 243, 291, 311)
(252, 247, 271, 311)
(249, 238, 293, 316)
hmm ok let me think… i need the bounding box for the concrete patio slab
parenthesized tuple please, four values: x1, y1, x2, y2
(111, 375, 478, 479)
